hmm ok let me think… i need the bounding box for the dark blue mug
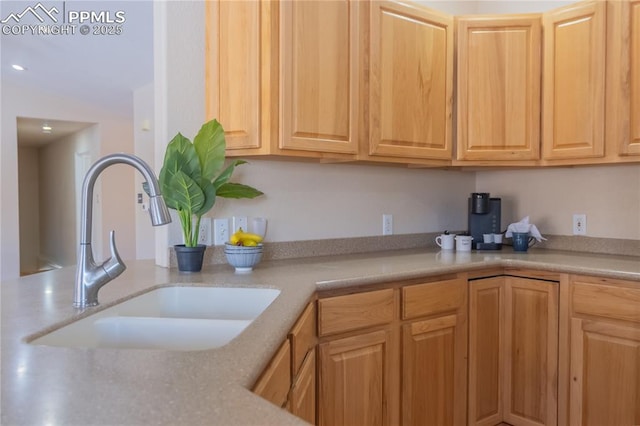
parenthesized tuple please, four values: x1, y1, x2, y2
(512, 232, 536, 252)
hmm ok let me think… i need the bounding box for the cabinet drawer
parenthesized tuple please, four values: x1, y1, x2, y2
(572, 279, 640, 323)
(318, 288, 395, 336)
(289, 301, 316, 375)
(402, 278, 466, 320)
(253, 340, 291, 408)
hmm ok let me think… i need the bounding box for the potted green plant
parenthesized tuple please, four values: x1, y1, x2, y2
(158, 119, 263, 271)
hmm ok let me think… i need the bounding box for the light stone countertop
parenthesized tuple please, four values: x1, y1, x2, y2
(2, 248, 639, 425)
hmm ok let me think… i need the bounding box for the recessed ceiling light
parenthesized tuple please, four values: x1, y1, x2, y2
(11, 64, 26, 71)
(42, 124, 52, 133)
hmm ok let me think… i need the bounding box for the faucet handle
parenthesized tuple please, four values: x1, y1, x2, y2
(102, 230, 126, 278)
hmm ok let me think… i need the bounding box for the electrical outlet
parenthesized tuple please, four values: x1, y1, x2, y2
(232, 216, 248, 233)
(383, 214, 393, 235)
(198, 217, 212, 245)
(573, 214, 587, 235)
(214, 218, 229, 246)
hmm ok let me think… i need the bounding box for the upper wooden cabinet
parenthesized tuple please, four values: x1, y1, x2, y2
(206, 0, 356, 160)
(456, 15, 541, 161)
(206, 0, 640, 167)
(205, 0, 268, 151)
(280, 0, 360, 154)
(367, 1, 454, 161)
(542, 1, 606, 160)
(607, 0, 640, 157)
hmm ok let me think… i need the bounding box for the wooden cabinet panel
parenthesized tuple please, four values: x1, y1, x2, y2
(280, 0, 360, 154)
(369, 1, 453, 160)
(402, 314, 467, 426)
(402, 278, 465, 320)
(469, 276, 559, 426)
(503, 277, 558, 426)
(456, 15, 541, 161)
(253, 339, 291, 408)
(318, 288, 394, 337)
(291, 348, 317, 425)
(469, 277, 504, 426)
(542, 1, 606, 160)
(607, 0, 640, 156)
(572, 279, 640, 323)
(205, 0, 275, 151)
(570, 319, 640, 426)
(318, 329, 397, 426)
(569, 275, 640, 425)
(289, 302, 317, 375)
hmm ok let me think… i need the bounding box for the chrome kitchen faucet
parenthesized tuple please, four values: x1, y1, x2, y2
(74, 154, 171, 308)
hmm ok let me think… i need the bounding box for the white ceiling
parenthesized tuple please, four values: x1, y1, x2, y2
(17, 116, 94, 147)
(1, 0, 154, 119)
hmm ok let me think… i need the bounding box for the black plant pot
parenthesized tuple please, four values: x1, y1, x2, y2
(174, 244, 206, 272)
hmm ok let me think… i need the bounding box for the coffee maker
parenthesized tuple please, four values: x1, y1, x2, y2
(468, 193, 502, 250)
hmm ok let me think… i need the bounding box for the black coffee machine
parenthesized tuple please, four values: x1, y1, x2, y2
(468, 193, 502, 250)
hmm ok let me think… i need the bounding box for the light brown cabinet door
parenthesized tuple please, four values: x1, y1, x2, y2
(607, 0, 640, 156)
(469, 277, 505, 426)
(252, 339, 292, 408)
(469, 276, 559, 426)
(369, 1, 453, 160)
(290, 348, 317, 425)
(568, 276, 640, 425)
(542, 1, 606, 160)
(318, 328, 397, 426)
(205, 0, 275, 151)
(503, 277, 558, 426)
(456, 15, 541, 161)
(402, 313, 467, 426)
(569, 319, 640, 426)
(280, 0, 360, 154)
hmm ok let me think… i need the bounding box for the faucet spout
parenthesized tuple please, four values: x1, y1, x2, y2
(74, 153, 171, 308)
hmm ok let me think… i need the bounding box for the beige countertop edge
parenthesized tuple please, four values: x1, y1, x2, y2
(1, 249, 639, 425)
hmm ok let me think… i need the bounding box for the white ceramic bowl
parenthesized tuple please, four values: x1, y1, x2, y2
(224, 246, 264, 273)
(224, 243, 263, 252)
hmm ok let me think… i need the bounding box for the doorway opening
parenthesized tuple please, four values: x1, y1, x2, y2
(17, 117, 98, 276)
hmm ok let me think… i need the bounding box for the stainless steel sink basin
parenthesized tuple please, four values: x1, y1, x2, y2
(30, 286, 280, 351)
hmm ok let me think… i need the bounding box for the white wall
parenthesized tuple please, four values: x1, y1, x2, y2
(207, 160, 476, 242)
(133, 83, 156, 259)
(38, 126, 99, 268)
(18, 147, 40, 274)
(476, 165, 640, 239)
(474, 1, 573, 14)
(1, 82, 136, 280)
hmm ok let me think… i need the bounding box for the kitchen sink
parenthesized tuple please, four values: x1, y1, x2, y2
(30, 286, 280, 351)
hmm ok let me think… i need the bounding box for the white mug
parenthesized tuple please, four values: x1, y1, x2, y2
(483, 233, 494, 243)
(493, 233, 503, 244)
(435, 233, 456, 250)
(455, 235, 473, 252)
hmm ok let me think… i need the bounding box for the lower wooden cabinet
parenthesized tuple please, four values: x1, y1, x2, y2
(568, 275, 640, 425)
(290, 348, 316, 424)
(469, 275, 559, 426)
(252, 271, 639, 426)
(253, 339, 292, 408)
(317, 277, 466, 426)
(319, 328, 398, 426)
(252, 300, 317, 424)
(401, 278, 467, 426)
